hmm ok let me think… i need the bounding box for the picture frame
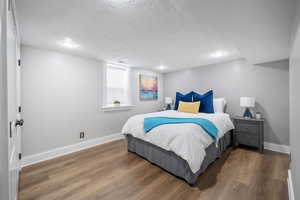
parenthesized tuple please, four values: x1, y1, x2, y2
(139, 74, 158, 100)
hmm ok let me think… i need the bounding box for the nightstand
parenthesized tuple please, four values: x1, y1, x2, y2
(233, 116, 264, 153)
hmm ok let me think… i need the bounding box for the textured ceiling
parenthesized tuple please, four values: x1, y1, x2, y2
(16, 0, 295, 72)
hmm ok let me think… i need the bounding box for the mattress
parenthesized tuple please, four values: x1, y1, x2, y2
(126, 131, 232, 185)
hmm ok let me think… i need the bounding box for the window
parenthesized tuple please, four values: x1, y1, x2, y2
(103, 63, 132, 111)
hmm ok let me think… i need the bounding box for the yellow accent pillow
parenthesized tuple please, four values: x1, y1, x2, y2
(178, 101, 201, 114)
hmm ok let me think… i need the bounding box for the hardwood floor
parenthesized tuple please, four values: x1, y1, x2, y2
(19, 139, 289, 200)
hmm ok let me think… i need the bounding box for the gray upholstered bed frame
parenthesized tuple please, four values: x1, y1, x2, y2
(126, 131, 233, 185)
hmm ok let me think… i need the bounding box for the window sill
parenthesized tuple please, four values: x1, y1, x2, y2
(102, 104, 134, 112)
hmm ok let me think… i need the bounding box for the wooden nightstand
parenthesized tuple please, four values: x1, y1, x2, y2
(233, 116, 264, 153)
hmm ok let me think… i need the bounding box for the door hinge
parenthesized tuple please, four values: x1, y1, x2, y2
(8, 0, 12, 11)
(18, 59, 21, 66)
(18, 153, 22, 160)
(9, 121, 12, 138)
(18, 106, 21, 113)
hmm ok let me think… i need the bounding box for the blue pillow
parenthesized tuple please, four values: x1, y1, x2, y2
(192, 90, 214, 113)
(174, 92, 193, 110)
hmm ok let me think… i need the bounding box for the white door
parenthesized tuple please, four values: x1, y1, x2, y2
(7, 1, 22, 199)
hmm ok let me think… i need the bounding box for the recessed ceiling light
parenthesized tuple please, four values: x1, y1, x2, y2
(210, 50, 228, 58)
(157, 65, 167, 71)
(59, 37, 79, 49)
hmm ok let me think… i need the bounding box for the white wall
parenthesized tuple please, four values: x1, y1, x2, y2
(0, 0, 9, 199)
(164, 59, 289, 145)
(21, 45, 163, 156)
(290, 0, 300, 198)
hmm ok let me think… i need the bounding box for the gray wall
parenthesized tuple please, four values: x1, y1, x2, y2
(21, 45, 163, 156)
(164, 59, 289, 145)
(0, 0, 9, 199)
(290, 0, 300, 198)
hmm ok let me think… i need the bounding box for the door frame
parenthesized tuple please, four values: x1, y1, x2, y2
(0, 0, 10, 199)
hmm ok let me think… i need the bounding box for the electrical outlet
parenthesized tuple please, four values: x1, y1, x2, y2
(80, 132, 85, 139)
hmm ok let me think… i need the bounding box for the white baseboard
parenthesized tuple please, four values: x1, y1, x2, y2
(264, 142, 290, 154)
(22, 133, 125, 167)
(288, 169, 295, 200)
(22, 135, 290, 167)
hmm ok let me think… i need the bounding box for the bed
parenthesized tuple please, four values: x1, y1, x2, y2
(122, 110, 234, 185)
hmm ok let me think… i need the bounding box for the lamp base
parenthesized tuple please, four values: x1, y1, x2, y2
(166, 104, 171, 110)
(243, 108, 253, 118)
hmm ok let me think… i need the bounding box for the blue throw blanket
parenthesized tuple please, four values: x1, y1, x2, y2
(144, 117, 218, 140)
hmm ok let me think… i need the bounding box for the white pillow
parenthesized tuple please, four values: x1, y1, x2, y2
(213, 98, 226, 113)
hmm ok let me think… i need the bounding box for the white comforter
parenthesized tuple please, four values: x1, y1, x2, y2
(122, 110, 234, 173)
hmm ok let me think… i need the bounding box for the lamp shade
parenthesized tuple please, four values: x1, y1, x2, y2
(165, 97, 173, 104)
(240, 97, 255, 108)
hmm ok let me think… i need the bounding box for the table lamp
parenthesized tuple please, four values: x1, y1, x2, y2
(165, 97, 173, 110)
(240, 97, 255, 118)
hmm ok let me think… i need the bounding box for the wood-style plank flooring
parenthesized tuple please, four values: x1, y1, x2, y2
(19, 139, 289, 200)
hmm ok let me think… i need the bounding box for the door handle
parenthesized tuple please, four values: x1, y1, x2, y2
(15, 119, 24, 127)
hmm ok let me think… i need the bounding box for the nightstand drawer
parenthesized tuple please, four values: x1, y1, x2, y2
(236, 122, 259, 134)
(236, 132, 259, 147)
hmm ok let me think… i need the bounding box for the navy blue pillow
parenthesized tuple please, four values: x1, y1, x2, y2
(192, 90, 214, 113)
(174, 92, 194, 110)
